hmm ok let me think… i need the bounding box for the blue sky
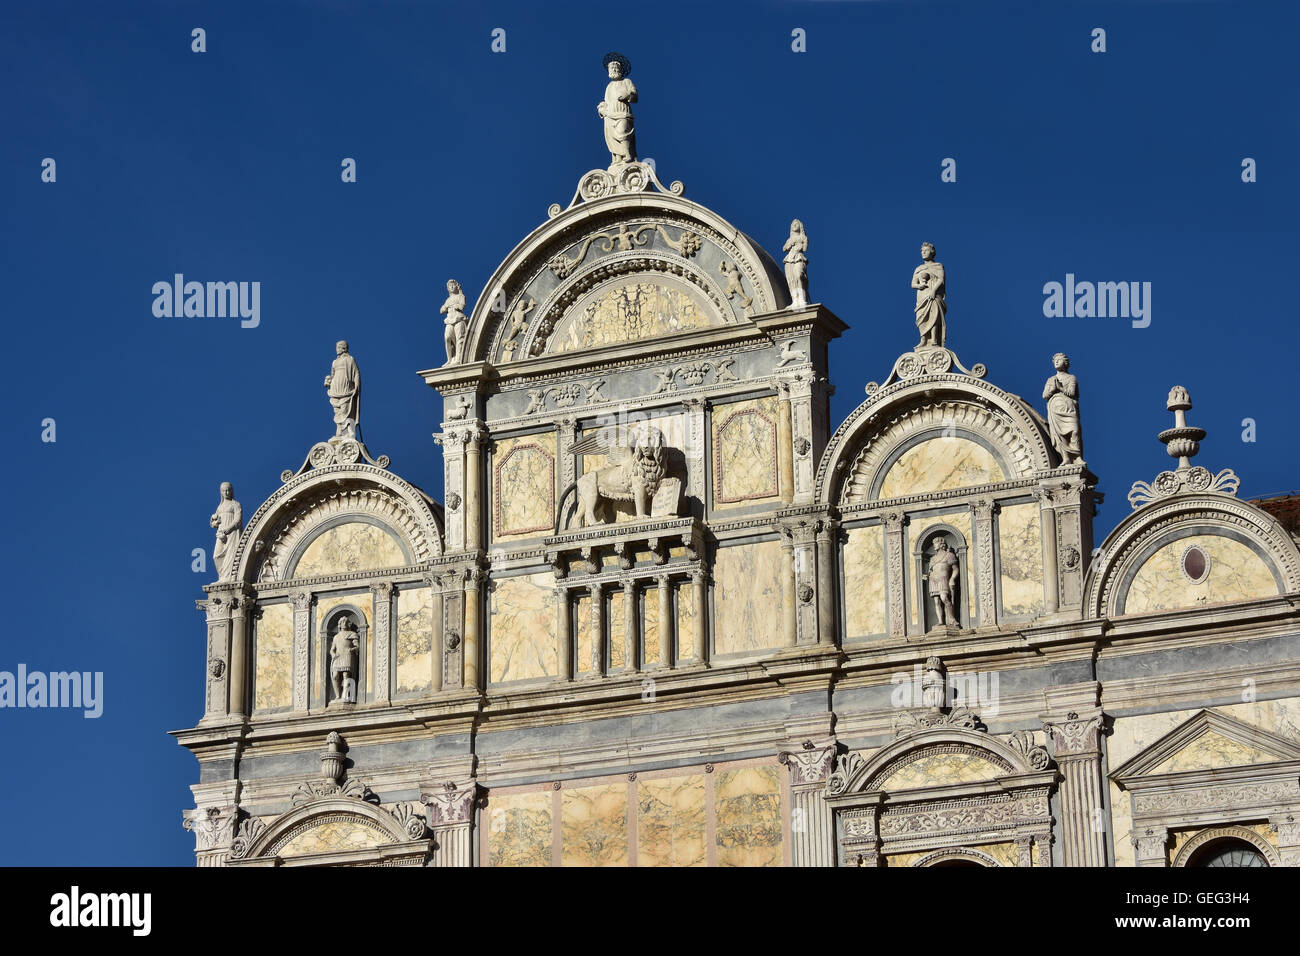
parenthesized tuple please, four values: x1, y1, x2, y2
(0, 0, 1295, 864)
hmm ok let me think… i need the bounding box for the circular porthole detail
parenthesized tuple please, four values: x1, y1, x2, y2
(1180, 544, 1211, 584)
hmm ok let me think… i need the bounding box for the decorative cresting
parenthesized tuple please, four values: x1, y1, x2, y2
(820, 382, 1053, 506)
(864, 344, 986, 396)
(234, 466, 444, 584)
(1083, 493, 1300, 619)
(1128, 387, 1239, 508)
(824, 722, 1057, 868)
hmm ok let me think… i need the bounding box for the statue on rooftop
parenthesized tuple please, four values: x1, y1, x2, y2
(598, 53, 637, 165)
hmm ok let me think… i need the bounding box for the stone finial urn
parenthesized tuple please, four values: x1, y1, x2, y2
(320, 732, 345, 784)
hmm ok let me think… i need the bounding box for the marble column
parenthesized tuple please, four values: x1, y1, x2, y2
(691, 570, 708, 664)
(291, 591, 311, 711)
(202, 595, 234, 720)
(556, 582, 573, 681)
(464, 427, 485, 552)
(970, 498, 998, 627)
(371, 582, 394, 704)
(780, 534, 797, 648)
(657, 574, 673, 668)
(777, 382, 795, 504)
(622, 580, 638, 672)
(228, 595, 253, 718)
(1039, 490, 1060, 615)
(883, 512, 907, 639)
(463, 568, 484, 692)
(589, 583, 605, 676)
(1044, 710, 1108, 866)
(427, 577, 444, 693)
(815, 519, 838, 645)
(782, 745, 836, 866)
(424, 783, 478, 868)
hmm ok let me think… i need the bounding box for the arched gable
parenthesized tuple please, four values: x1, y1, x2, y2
(231, 797, 430, 867)
(832, 726, 1048, 796)
(231, 465, 444, 584)
(1084, 493, 1300, 619)
(817, 375, 1055, 506)
(460, 192, 789, 366)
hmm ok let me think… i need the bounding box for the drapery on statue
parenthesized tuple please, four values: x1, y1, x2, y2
(441, 279, 468, 365)
(209, 482, 242, 581)
(555, 422, 668, 530)
(1043, 352, 1084, 466)
(783, 219, 809, 309)
(925, 536, 961, 628)
(912, 242, 946, 347)
(330, 616, 360, 703)
(324, 341, 361, 439)
(598, 52, 637, 165)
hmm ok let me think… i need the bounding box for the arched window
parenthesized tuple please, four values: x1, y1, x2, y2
(1186, 837, 1269, 868)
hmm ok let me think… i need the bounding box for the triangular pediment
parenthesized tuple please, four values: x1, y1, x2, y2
(1111, 709, 1300, 783)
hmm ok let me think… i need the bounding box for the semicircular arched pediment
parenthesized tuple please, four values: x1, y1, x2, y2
(230, 796, 430, 866)
(232, 466, 444, 584)
(462, 195, 789, 365)
(1083, 493, 1300, 619)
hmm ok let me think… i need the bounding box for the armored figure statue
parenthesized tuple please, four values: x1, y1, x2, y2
(441, 279, 468, 365)
(783, 219, 809, 309)
(209, 482, 242, 581)
(324, 341, 361, 439)
(330, 616, 360, 703)
(912, 242, 947, 348)
(925, 536, 961, 628)
(1043, 352, 1084, 465)
(598, 52, 637, 165)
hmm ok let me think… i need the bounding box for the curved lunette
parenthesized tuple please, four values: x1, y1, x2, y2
(815, 375, 1056, 506)
(836, 726, 1045, 796)
(1082, 492, 1300, 619)
(229, 464, 445, 585)
(239, 797, 416, 861)
(460, 191, 789, 365)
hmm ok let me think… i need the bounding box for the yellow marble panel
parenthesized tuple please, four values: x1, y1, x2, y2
(637, 774, 707, 867)
(254, 602, 293, 712)
(487, 791, 553, 868)
(575, 595, 594, 676)
(714, 541, 784, 655)
(908, 511, 973, 626)
(493, 433, 557, 540)
(293, 522, 406, 579)
(713, 396, 780, 507)
(1149, 730, 1280, 775)
(1123, 534, 1278, 615)
(878, 437, 1005, 500)
(843, 525, 887, 637)
(676, 580, 697, 661)
(999, 503, 1044, 618)
(608, 590, 626, 670)
(561, 784, 628, 866)
(715, 765, 784, 867)
(977, 842, 1020, 867)
(550, 280, 719, 353)
(876, 749, 1006, 791)
(1109, 699, 1300, 866)
(395, 586, 434, 695)
(278, 818, 387, 856)
(489, 573, 558, 683)
(642, 585, 661, 667)
(315, 593, 372, 699)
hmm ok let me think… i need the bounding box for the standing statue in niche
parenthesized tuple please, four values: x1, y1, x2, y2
(330, 616, 360, 704)
(925, 536, 961, 628)
(209, 482, 242, 581)
(598, 52, 637, 165)
(912, 242, 947, 348)
(324, 340, 361, 439)
(1043, 352, 1085, 466)
(783, 219, 810, 309)
(441, 279, 468, 365)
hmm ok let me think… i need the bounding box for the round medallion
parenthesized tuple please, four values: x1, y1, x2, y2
(1180, 544, 1210, 584)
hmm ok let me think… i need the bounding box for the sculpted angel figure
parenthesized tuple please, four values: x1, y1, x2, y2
(209, 482, 242, 581)
(598, 53, 637, 165)
(783, 219, 809, 309)
(912, 242, 947, 348)
(441, 279, 469, 365)
(1043, 352, 1084, 465)
(554, 423, 671, 530)
(501, 295, 535, 358)
(324, 341, 361, 439)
